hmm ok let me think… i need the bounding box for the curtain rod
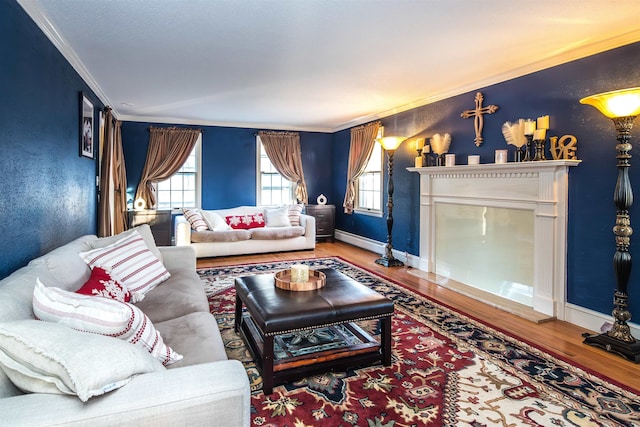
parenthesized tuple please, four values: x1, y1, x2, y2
(147, 126, 204, 132)
(255, 130, 299, 136)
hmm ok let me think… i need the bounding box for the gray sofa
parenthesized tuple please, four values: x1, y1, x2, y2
(0, 225, 250, 426)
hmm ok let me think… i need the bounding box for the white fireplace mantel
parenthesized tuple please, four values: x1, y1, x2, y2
(408, 160, 581, 318)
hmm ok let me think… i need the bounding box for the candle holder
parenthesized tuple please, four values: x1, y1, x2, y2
(415, 147, 424, 168)
(435, 153, 447, 166)
(532, 138, 547, 161)
(514, 146, 526, 162)
(523, 134, 533, 161)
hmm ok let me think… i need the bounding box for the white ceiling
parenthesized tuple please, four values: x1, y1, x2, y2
(18, 0, 640, 132)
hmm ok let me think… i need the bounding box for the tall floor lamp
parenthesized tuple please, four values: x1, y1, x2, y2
(580, 87, 640, 363)
(375, 136, 407, 267)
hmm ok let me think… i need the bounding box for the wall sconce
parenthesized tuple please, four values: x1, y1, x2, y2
(375, 136, 407, 267)
(580, 87, 640, 363)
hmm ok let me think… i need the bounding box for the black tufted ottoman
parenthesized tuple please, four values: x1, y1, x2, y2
(234, 268, 394, 395)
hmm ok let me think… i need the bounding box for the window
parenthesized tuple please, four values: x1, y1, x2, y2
(257, 137, 294, 206)
(156, 134, 201, 209)
(355, 141, 383, 214)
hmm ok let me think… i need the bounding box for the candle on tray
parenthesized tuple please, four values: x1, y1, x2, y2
(290, 264, 309, 283)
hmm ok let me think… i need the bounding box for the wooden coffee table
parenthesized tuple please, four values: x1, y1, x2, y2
(234, 268, 394, 394)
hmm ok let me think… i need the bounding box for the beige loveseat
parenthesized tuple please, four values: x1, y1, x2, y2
(0, 225, 250, 426)
(175, 206, 316, 258)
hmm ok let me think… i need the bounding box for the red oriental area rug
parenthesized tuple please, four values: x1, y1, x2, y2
(197, 257, 640, 427)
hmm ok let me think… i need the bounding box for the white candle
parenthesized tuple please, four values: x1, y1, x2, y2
(537, 115, 550, 130)
(495, 150, 508, 164)
(468, 155, 480, 165)
(290, 264, 309, 283)
(445, 154, 455, 167)
(524, 120, 536, 136)
(415, 156, 423, 168)
(533, 129, 546, 140)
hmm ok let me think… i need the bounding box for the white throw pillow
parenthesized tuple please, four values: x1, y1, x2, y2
(201, 211, 232, 231)
(265, 206, 291, 227)
(78, 230, 170, 302)
(33, 279, 183, 366)
(0, 319, 164, 402)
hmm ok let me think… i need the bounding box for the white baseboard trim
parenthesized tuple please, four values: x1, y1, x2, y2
(335, 229, 640, 339)
(335, 230, 420, 267)
(564, 303, 640, 338)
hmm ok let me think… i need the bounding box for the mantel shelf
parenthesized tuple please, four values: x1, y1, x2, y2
(407, 159, 581, 175)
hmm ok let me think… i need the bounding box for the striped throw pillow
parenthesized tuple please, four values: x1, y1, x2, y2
(33, 279, 182, 366)
(182, 209, 209, 231)
(288, 204, 304, 226)
(79, 230, 170, 303)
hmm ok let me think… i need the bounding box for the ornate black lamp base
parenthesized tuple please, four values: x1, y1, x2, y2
(375, 256, 404, 267)
(582, 332, 640, 363)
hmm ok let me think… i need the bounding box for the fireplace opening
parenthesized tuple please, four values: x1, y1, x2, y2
(435, 203, 534, 306)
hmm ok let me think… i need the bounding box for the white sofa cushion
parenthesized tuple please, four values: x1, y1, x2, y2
(0, 320, 164, 402)
(191, 229, 251, 243)
(250, 226, 305, 240)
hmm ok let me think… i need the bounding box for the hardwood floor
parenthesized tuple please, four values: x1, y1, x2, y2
(196, 241, 640, 393)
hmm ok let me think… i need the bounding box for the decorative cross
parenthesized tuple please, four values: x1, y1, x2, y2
(460, 92, 499, 147)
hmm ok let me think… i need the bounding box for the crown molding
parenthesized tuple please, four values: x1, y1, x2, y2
(118, 114, 334, 133)
(17, 0, 113, 111)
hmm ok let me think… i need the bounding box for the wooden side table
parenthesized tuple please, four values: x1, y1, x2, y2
(128, 210, 172, 246)
(305, 204, 335, 242)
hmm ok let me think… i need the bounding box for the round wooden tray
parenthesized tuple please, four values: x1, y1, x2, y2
(274, 269, 326, 291)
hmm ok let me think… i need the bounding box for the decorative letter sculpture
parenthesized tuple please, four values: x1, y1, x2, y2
(550, 135, 578, 160)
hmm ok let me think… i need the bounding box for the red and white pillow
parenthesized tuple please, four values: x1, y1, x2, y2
(225, 213, 265, 230)
(75, 267, 131, 303)
(78, 230, 170, 303)
(33, 279, 182, 366)
(182, 209, 209, 231)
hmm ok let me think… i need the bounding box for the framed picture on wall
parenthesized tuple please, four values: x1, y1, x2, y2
(80, 92, 94, 159)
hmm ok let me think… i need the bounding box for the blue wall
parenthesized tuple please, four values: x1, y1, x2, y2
(332, 42, 640, 321)
(121, 122, 333, 210)
(0, 0, 101, 279)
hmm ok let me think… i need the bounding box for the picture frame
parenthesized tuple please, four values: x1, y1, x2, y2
(80, 92, 94, 159)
